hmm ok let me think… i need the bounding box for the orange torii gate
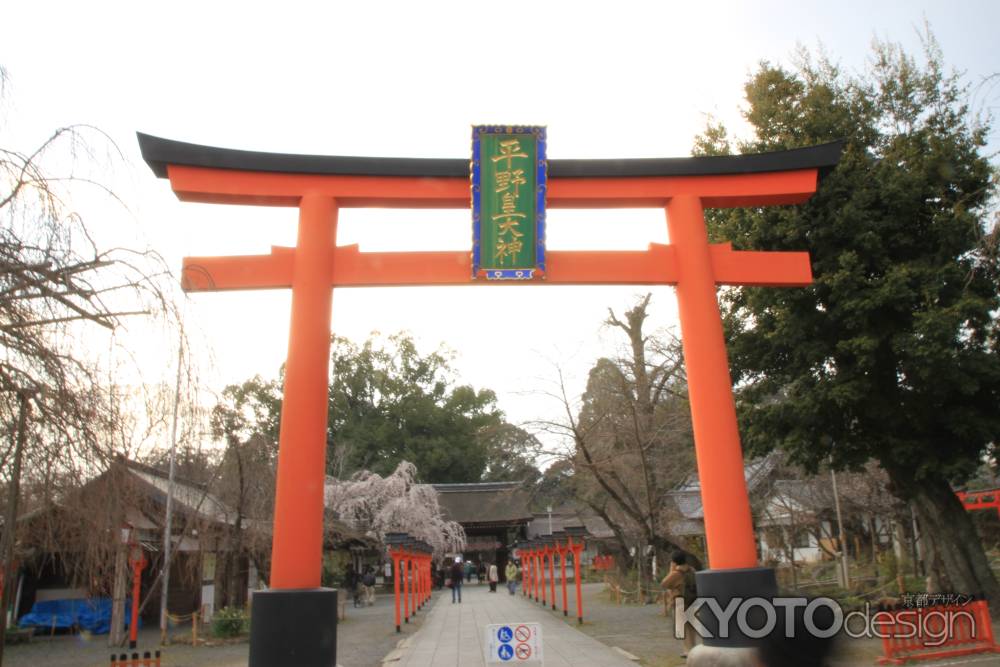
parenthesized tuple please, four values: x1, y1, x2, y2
(138, 132, 840, 664)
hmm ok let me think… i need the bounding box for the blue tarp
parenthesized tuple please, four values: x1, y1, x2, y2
(19, 597, 137, 634)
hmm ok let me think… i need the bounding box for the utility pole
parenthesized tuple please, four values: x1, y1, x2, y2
(159, 341, 183, 644)
(0, 390, 32, 664)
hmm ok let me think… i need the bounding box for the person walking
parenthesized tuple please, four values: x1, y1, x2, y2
(346, 568, 361, 608)
(505, 561, 519, 595)
(488, 562, 499, 593)
(661, 551, 699, 659)
(450, 557, 464, 604)
(362, 566, 377, 606)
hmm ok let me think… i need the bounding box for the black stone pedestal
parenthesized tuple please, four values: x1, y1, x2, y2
(249, 588, 338, 667)
(694, 567, 777, 648)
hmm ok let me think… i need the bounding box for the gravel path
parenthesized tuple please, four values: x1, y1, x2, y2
(3, 588, 426, 667)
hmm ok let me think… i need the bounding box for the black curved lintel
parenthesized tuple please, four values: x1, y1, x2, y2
(137, 132, 843, 181)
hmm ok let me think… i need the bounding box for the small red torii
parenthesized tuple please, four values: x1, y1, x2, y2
(957, 488, 1000, 519)
(139, 133, 841, 662)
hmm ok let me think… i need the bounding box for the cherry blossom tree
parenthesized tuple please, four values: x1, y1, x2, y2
(325, 461, 465, 556)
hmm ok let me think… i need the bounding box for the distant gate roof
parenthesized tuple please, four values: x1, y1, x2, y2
(432, 482, 533, 529)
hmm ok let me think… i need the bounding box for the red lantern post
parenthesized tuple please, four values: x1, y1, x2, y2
(124, 528, 148, 650)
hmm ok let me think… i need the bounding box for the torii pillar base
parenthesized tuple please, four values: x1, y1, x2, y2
(248, 588, 338, 667)
(695, 568, 777, 648)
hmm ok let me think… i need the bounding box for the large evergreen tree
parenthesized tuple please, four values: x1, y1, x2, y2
(214, 333, 533, 485)
(327, 332, 518, 483)
(695, 37, 1000, 599)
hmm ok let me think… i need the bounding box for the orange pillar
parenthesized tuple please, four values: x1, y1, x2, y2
(392, 552, 401, 633)
(409, 557, 416, 616)
(665, 195, 757, 569)
(548, 548, 556, 611)
(129, 556, 145, 649)
(532, 551, 539, 601)
(270, 195, 337, 588)
(403, 553, 411, 623)
(525, 552, 531, 598)
(539, 552, 547, 606)
(559, 547, 568, 617)
(519, 549, 531, 597)
(570, 541, 584, 624)
(525, 553, 531, 598)
(536, 551, 542, 602)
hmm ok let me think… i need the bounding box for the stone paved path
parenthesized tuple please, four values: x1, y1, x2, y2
(391, 583, 636, 667)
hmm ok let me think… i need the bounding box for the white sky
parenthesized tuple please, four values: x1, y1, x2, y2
(2, 1, 998, 451)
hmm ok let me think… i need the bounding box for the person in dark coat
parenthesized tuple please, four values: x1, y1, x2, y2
(450, 558, 465, 603)
(345, 568, 361, 607)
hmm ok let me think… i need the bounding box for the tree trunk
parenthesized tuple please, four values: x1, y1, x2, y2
(226, 551, 243, 607)
(109, 545, 128, 647)
(892, 520, 906, 563)
(921, 528, 945, 593)
(888, 467, 1000, 608)
(583, 501, 633, 572)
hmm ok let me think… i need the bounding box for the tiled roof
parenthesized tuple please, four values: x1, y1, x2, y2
(525, 508, 613, 540)
(126, 463, 234, 525)
(668, 518, 705, 537)
(431, 482, 533, 526)
(670, 490, 704, 520)
(675, 452, 780, 494)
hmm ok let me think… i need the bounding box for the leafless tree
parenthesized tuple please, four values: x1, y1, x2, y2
(0, 66, 188, 651)
(209, 379, 282, 604)
(535, 294, 698, 578)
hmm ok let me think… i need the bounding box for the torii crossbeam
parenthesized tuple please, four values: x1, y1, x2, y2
(139, 133, 841, 663)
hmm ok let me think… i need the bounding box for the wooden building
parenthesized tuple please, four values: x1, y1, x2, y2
(432, 481, 533, 574)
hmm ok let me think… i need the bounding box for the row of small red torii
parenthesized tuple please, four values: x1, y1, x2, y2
(383, 530, 587, 630)
(384, 534, 433, 633)
(518, 529, 587, 624)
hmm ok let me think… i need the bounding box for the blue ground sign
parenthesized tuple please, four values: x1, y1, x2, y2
(485, 622, 543, 664)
